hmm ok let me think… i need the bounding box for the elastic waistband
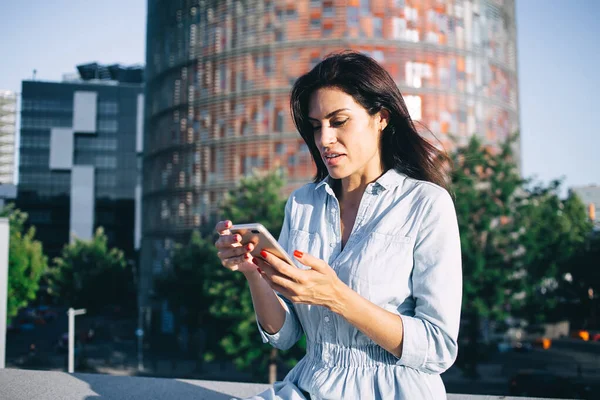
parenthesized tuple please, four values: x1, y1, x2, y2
(307, 341, 398, 368)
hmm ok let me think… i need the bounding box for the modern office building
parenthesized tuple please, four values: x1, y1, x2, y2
(142, 0, 520, 312)
(0, 90, 17, 184)
(17, 63, 144, 259)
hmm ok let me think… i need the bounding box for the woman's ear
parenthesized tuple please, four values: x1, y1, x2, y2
(378, 109, 390, 131)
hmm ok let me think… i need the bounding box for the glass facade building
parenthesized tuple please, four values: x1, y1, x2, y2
(142, 0, 519, 310)
(0, 90, 17, 184)
(17, 64, 144, 259)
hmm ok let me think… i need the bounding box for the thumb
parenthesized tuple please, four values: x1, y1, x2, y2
(293, 250, 328, 272)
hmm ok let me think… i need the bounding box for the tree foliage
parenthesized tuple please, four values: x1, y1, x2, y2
(0, 205, 48, 323)
(450, 134, 597, 347)
(157, 170, 305, 381)
(514, 182, 593, 323)
(450, 136, 527, 322)
(49, 227, 134, 312)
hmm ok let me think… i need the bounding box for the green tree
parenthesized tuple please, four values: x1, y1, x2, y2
(208, 169, 305, 382)
(49, 227, 134, 312)
(155, 170, 304, 382)
(154, 230, 225, 370)
(451, 136, 526, 322)
(449, 136, 529, 376)
(514, 183, 593, 323)
(0, 205, 48, 323)
(563, 234, 600, 329)
(450, 135, 595, 375)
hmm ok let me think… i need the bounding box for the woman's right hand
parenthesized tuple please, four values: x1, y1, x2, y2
(214, 220, 259, 275)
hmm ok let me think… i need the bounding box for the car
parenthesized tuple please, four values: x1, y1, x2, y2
(571, 329, 590, 341)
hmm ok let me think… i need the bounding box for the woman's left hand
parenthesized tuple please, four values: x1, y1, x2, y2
(253, 250, 344, 309)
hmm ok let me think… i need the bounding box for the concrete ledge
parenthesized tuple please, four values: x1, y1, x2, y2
(0, 368, 562, 400)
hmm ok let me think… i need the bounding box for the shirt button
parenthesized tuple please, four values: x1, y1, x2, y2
(324, 316, 330, 322)
(329, 243, 335, 248)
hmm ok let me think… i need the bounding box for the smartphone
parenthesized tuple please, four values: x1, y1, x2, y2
(229, 223, 295, 266)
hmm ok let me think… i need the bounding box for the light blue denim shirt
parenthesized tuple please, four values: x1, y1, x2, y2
(246, 169, 462, 400)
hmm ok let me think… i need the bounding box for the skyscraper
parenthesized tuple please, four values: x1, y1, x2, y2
(142, 0, 519, 312)
(17, 63, 144, 259)
(0, 91, 17, 185)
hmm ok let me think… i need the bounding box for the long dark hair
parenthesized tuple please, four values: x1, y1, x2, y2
(290, 51, 450, 190)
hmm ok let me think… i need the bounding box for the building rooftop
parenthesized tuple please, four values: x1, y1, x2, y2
(60, 63, 144, 84)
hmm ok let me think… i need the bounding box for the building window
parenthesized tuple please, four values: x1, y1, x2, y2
(264, 55, 274, 76)
(286, 9, 298, 19)
(347, 7, 359, 28)
(97, 119, 118, 133)
(275, 143, 286, 154)
(299, 143, 310, 153)
(373, 17, 383, 37)
(323, 1, 334, 17)
(323, 20, 333, 36)
(275, 29, 285, 42)
(288, 154, 297, 166)
(360, 0, 370, 15)
(404, 95, 422, 121)
(276, 110, 285, 132)
(310, 17, 320, 29)
(98, 101, 118, 115)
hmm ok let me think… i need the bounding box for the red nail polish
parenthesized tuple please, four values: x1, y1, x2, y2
(260, 250, 268, 258)
(294, 250, 303, 258)
(251, 258, 258, 265)
(257, 267, 263, 274)
(244, 253, 251, 260)
(246, 244, 252, 251)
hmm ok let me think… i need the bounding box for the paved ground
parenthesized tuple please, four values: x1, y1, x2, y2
(0, 369, 560, 400)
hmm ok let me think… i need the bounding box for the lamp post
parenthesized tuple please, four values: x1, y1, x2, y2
(67, 307, 86, 373)
(0, 218, 9, 369)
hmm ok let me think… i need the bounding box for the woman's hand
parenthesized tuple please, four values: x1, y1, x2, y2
(253, 250, 345, 310)
(214, 220, 259, 275)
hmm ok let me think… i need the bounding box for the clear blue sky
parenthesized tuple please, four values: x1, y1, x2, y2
(0, 1, 598, 190)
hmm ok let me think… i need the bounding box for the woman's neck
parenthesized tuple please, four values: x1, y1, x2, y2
(334, 168, 386, 205)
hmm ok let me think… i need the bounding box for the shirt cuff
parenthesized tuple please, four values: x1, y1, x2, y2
(396, 314, 428, 369)
(256, 297, 297, 347)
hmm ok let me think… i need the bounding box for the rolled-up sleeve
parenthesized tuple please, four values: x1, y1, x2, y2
(257, 294, 303, 349)
(397, 188, 462, 374)
(255, 196, 303, 350)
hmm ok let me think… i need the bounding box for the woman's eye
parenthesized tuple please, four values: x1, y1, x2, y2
(331, 119, 348, 127)
(311, 125, 321, 132)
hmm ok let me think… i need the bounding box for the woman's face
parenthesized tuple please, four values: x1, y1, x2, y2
(308, 87, 388, 182)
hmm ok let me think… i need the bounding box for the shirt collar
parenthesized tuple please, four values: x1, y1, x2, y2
(315, 169, 406, 194)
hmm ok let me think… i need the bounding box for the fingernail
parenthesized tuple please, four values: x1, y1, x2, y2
(294, 250, 303, 258)
(235, 234, 241, 242)
(244, 253, 251, 260)
(257, 268, 263, 274)
(246, 244, 252, 251)
(260, 250, 268, 258)
(226, 221, 232, 228)
(251, 258, 259, 265)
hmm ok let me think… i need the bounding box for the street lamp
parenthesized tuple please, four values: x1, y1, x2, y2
(67, 307, 86, 373)
(0, 217, 9, 369)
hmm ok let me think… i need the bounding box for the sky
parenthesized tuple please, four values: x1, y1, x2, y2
(0, 0, 598, 190)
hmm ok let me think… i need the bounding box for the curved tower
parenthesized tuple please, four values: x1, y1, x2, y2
(142, 0, 519, 304)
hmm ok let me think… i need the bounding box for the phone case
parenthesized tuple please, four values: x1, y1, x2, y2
(229, 223, 296, 265)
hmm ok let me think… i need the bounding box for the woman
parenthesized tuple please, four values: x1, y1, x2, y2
(215, 51, 462, 399)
